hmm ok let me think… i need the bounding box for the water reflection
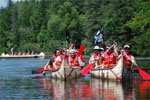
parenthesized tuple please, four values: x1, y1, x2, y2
(90, 79, 124, 100)
(1, 59, 150, 100)
(34, 76, 150, 100)
(139, 81, 150, 99)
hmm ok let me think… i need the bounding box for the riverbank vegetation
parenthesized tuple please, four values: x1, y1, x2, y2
(0, 0, 150, 56)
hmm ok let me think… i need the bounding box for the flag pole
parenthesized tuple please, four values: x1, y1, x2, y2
(66, 40, 68, 49)
(65, 30, 70, 49)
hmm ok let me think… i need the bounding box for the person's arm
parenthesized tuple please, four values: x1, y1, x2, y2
(131, 56, 137, 66)
(113, 42, 119, 57)
(89, 55, 93, 64)
(78, 56, 85, 66)
(97, 54, 104, 67)
(44, 61, 49, 70)
(69, 44, 75, 49)
(53, 56, 61, 69)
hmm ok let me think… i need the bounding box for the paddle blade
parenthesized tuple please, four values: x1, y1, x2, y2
(78, 44, 85, 56)
(138, 68, 150, 81)
(32, 66, 45, 74)
(81, 63, 95, 75)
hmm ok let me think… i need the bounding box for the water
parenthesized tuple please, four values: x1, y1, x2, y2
(0, 58, 150, 100)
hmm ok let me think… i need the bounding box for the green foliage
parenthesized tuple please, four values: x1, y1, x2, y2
(81, 39, 93, 55)
(0, 0, 150, 56)
(126, 2, 150, 56)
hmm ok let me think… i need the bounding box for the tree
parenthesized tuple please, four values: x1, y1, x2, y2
(126, 1, 150, 56)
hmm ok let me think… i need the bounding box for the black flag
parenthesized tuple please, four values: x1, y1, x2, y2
(66, 30, 70, 42)
(93, 27, 103, 45)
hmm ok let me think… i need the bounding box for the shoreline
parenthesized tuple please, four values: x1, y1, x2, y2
(135, 57, 150, 60)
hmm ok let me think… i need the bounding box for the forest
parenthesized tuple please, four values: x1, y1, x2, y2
(0, 0, 150, 56)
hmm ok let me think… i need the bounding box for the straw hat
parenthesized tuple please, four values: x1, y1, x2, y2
(93, 46, 100, 50)
(124, 44, 130, 49)
(99, 48, 104, 51)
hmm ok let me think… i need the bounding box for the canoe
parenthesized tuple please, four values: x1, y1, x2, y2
(91, 54, 131, 80)
(0, 52, 45, 59)
(50, 58, 82, 81)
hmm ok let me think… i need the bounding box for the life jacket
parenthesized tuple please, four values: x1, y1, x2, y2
(69, 56, 79, 67)
(123, 54, 132, 68)
(91, 53, 101, 63)
(64, 55, 69, 61)
(55, 55, 64, 68)
(92, 53, 103, 65)
(103, 52, 116, 68)
(52, 54, 58, 60)
(45, 54, 57, 70)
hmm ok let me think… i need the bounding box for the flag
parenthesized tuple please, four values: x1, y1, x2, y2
(66, 30, 70, 42)
(93, 27, 103, 45)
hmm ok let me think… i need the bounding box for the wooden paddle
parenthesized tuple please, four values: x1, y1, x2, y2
(32, 44, 85, 74)
(124, 52, 150, 81)
(32, 66, 45, 74)
(81, 44, 115, 75)
(78, 44, 85, 56)
(80, 63, 95, 75)
(31, 65, 50, 74)
(137, 68, 150, 80)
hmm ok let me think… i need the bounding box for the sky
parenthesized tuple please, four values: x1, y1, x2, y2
(0, 0, 22, 8)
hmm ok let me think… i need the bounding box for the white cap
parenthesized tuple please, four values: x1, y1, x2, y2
(124, 45, 130, 48)
(100, 48, 104, 51)
(93, 46, 100, 50)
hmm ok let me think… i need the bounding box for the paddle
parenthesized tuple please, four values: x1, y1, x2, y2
(32, 57, 54, 74)
(32, 66, 44, 74)
(124, 52, 150, 81)
(78, 44, 85, 56)
(31, 65, 50, 74)
(137, 68, 150, 81)
(80, 63, 95, 75)
(81, 44, 115, 75)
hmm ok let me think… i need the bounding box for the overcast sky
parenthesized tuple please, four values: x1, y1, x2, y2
(0, 0, 22, 8)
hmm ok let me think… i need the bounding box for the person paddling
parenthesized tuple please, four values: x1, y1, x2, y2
(89, 46, 103, 64)
(53, 49, 68, 69)
(42, 49, 61, 75)
(101, 43, 118, 68)
(122, 44, 137, 69)
(68, 49, 85, 67)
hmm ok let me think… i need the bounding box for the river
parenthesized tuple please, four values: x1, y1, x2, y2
(0, 58, 150, 100)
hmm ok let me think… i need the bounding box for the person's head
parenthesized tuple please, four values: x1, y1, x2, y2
(99, 47, 104, 54)
(69, 43, 75, 49)
(54, 49, 60, 56)
(124, 44, 130, 54)
(61, 48, 67, 56)
(70, 49, 76, 58)
(75, 49, 78, 55)
(99, 43, 106, 51)
(93, 45, 100, 55)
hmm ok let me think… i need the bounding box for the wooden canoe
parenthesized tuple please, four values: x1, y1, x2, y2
(91, 54, 131, 80)
(50, 58, 82, 81)
(0, 52, 45, 59)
